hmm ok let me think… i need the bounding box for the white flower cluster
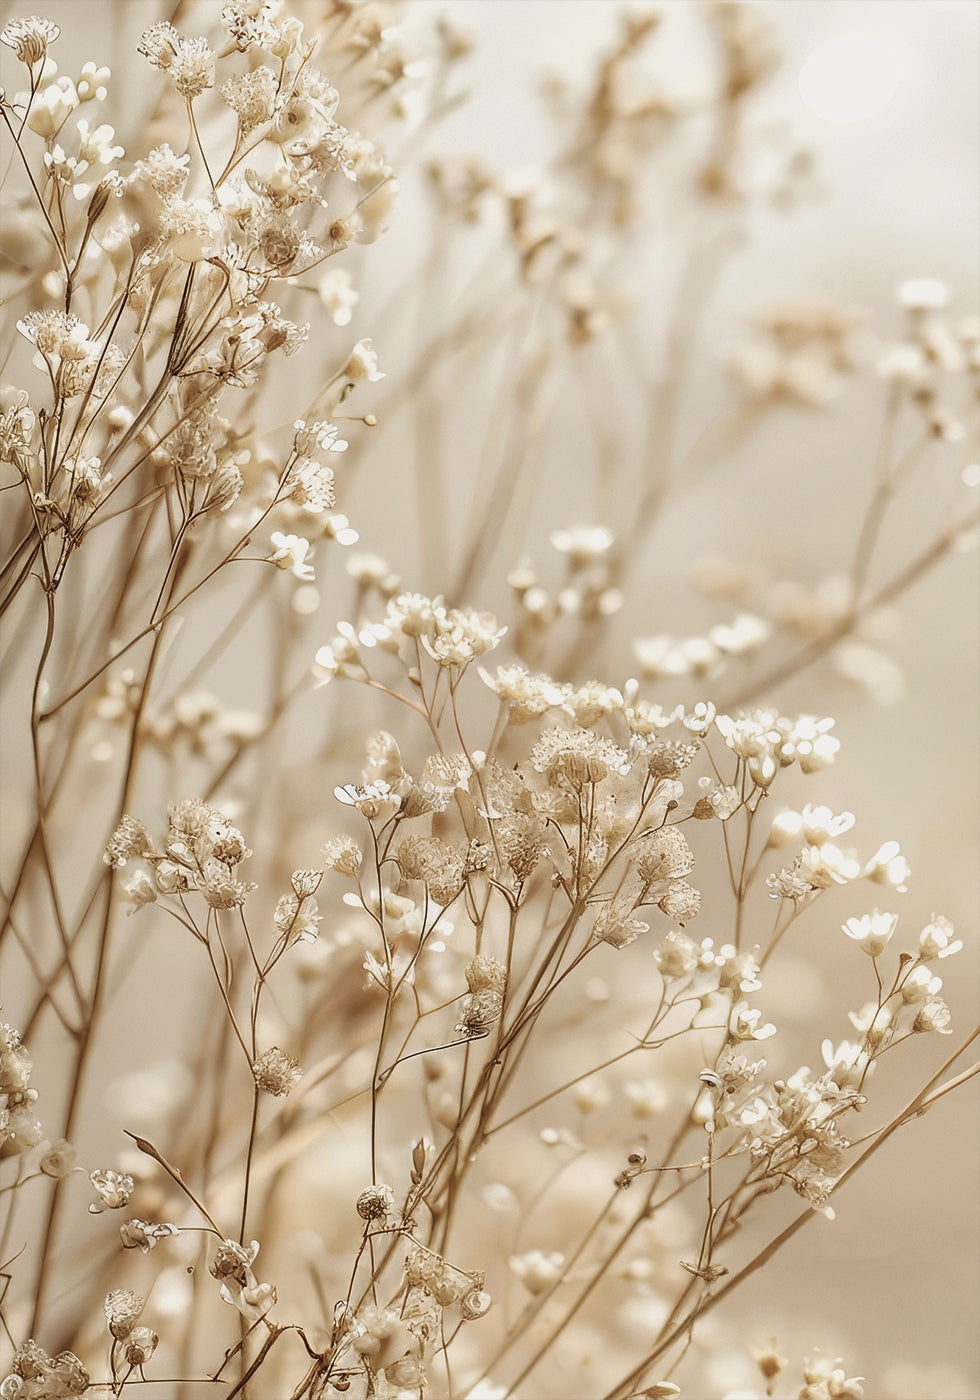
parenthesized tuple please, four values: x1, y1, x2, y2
(314, 591, 506, 682)
(104, 801, 255, 913)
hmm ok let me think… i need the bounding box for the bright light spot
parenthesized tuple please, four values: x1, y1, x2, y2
(962, 463, 980, 489)
(799, 35, 900, 125)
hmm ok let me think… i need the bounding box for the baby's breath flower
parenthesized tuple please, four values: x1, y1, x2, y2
(635, 826, 695, 885)
(287, 458, 336, 513)
(104, 817, 153, 869)
(821, 1039, 871, 1090)
(593, 896, 648, 950)
(730, 1002, 777, 1042)
(269, 531, 314, 580)
(422, 605, 506, 667)
(133, 143, 190, 198)
(220, 66, 278, 133)
(210, 1238, 257, 1283)
(478, 664, 564, 722)
(322, 835, 362, 877)
(770, 804, 855, 848)
(898, 965, 942, 1006)
(342, 338, 386, 382)
(76, 61, 110, 102)
(252, 1047, 302, 1097)
(1, 15, 60, 66)
(862, 840, 910, 893)
(918, 914, 962, 961)
(912, 998, 952, 1034)
(842, 909, 897, 958)
(654, 928, 699, 980)
(333, 779, 401, 821)
(356, 1182, 395, 1222)
(25, 75, 80, 138)
(658, 880, 701, 923)
(137, 22, 215, 98)
(273, 891, 321, 942)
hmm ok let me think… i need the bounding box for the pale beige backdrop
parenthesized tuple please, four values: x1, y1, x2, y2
(2, 1, 977, 1396)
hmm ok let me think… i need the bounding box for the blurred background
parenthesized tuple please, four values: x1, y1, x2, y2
(2, 1, 977, 1395)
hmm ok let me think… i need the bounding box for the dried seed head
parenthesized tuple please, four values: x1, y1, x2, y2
(356, 1183, 395, 1222)
(252, 1047, 302, 1097)
(1, 16, 60, 65)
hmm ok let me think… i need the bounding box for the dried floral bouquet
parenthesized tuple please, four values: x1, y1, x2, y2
(0, 3, 977, 1400)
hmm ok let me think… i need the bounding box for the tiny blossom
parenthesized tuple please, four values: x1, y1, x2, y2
(76, 61, 110, 102)
(657, 880, 702, 923)
(509, 1249, 565, 1295)
(252, 1047, 302, 1097)
(26, 75, 81, 138)
(478, 664, 565, 722)
(342, 338, 386, 382)
(134, 143, 191, 198)
(273, 891, 321, 942)
(654, 928, 699, 980)
(322, 834, 363, 876)
(821, 1039, 871, 1090)
(912, 998, 953, 1034)
(862, 840, 910, 893)
(287, 458, 336, 513)
(76, 118, 124, 167)
(709, 611, 771, 654)
(593, 897, 648, 950)
(842, 909, 897, 958)
(318, 267, 359, 325)
(898, 965, 942, 1006)
(918, 914, 962, 961)
(334, 779, 401, 821)
(730, 1003, 777, 1042)
(769, 804, 855, 848)
(456, 986, 504, 1036)
(220, 66, 278, 133)
(137, 22, 215, 98)
(269, 531, 315, 580)
(1, 16, 60, 66)
(800, 1354, 865, 1400)
(422, 606, 507, 667)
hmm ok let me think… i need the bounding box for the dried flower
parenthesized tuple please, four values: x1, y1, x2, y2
(252, 1047, 302, 1097)
(104, 1289, 144, 1339)
(356, 1183, 395, 1223)
(1, 15, 60, 65)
